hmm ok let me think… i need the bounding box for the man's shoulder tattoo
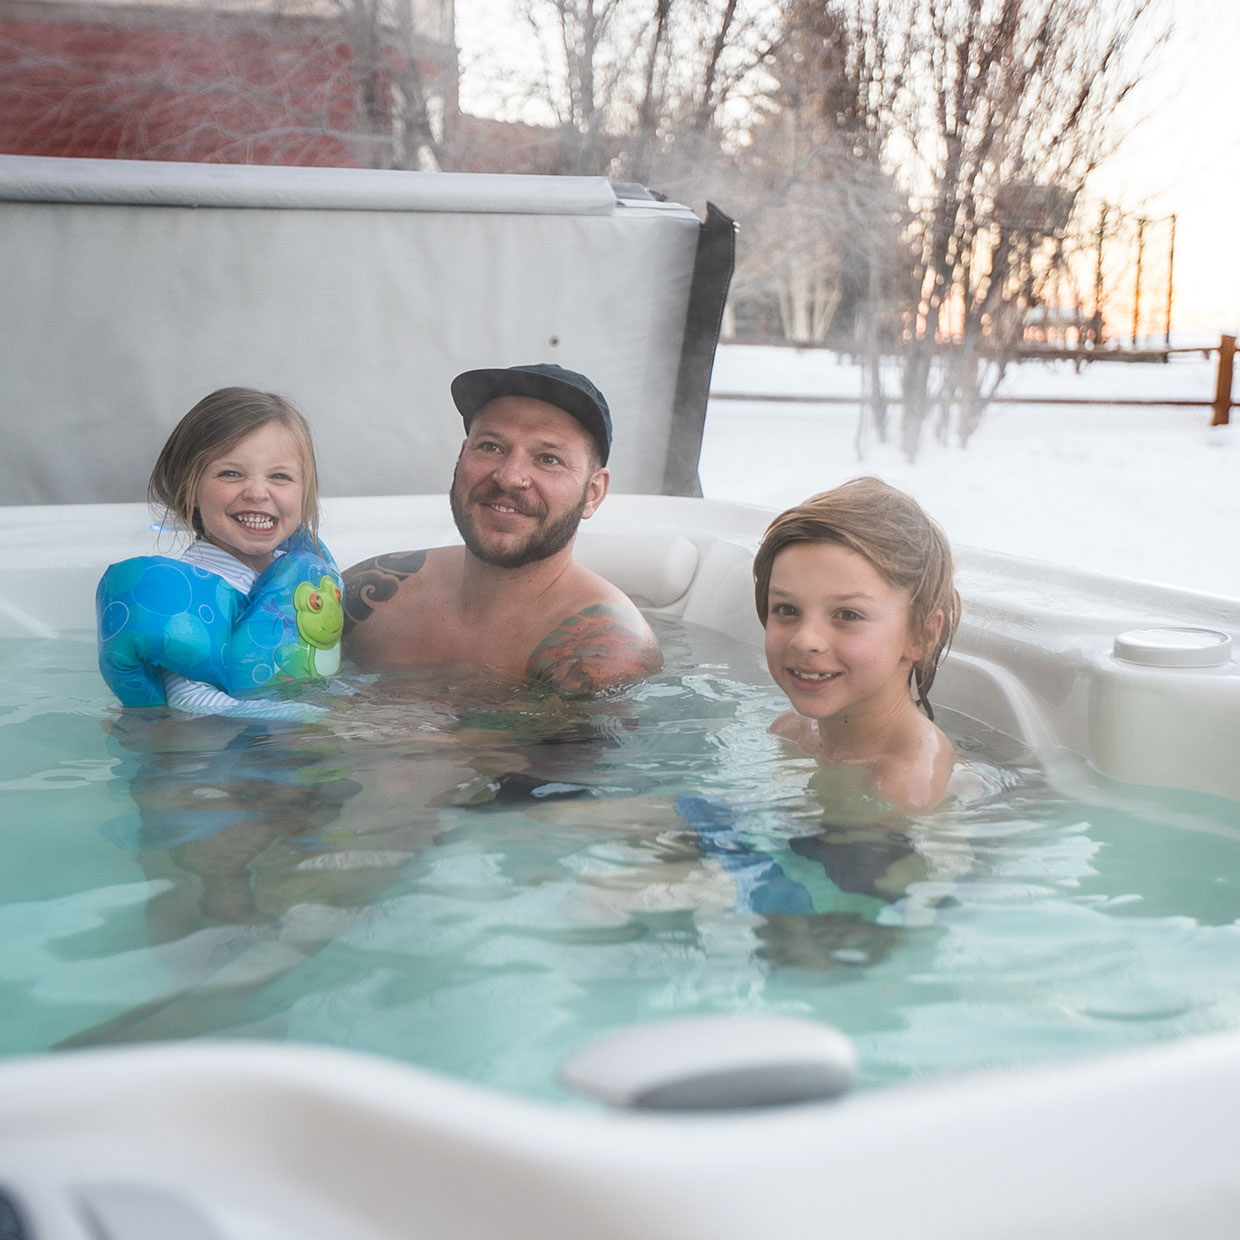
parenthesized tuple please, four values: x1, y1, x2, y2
(526, 603, 663, 695)
(342, 550, 427, 632)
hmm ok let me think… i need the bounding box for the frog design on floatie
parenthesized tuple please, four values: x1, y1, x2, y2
(282, 575, 345, 679)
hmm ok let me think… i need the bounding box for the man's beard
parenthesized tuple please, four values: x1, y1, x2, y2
(450, 466, 589, 569)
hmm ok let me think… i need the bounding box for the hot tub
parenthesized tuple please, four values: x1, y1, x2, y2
(1, 492, 1239, 1240)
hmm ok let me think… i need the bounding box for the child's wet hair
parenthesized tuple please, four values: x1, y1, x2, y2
(148, 388, 320, 539)
(753, 476, 961, 717)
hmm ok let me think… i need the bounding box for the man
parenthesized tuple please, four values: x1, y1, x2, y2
(342, 363, 663, 695)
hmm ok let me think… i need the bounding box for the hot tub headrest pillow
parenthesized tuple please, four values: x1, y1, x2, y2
(96, 531, 344, 708)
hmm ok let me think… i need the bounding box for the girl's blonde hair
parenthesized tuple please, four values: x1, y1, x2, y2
(148, 387, 320, 539)
(753, 477, 961, 717)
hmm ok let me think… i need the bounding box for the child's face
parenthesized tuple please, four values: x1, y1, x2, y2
(194, 422, 306, 573)
(764, 541, 923, 724)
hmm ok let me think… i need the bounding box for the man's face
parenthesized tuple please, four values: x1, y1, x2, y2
(450, 396, 608, 569)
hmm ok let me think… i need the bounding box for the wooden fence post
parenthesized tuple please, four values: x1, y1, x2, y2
(1213, 334, 1235, 426)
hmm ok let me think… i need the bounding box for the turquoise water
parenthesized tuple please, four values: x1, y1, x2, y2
(3, 620, 1240, 1103)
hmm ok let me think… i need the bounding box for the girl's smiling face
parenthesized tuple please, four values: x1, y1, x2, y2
(194, 422, 307, 573)
(763, 541, 925, 725)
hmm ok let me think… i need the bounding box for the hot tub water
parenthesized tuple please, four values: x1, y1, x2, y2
(3, 618, 1239, 1103)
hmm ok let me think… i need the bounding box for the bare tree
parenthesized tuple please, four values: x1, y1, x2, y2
(886, 0, 1165, 455)
(732, 0, 1164, 456)
(329, 0, 452, 169)
(478, 0, 782, 185)
(723, 2, 914, 446)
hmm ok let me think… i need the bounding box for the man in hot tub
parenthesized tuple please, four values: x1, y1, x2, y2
(341, 363, 664, 695)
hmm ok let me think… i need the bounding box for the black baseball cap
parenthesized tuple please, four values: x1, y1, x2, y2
(451, 363, 612, 465)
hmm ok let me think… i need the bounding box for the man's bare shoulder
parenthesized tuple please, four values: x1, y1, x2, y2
(341, 547, 468, 672)
(526, 572, 663, 695)
(342, 548, 432, 636)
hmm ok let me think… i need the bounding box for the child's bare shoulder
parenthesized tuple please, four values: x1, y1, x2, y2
(768, 710, 817, 748)
(871, 718, 959, 814)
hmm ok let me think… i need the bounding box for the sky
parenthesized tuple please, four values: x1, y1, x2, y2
(454, 1, 1240, 338)
(701, 345, 1240, 600)
(1089, 1, 1240, 335)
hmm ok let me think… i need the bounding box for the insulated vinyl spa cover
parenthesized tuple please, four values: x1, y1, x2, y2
(0, 156, 731, 504)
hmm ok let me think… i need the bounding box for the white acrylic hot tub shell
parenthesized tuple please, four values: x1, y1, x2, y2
(2, 492, 1240, 1239)
(2, 1034, 1240, 1240)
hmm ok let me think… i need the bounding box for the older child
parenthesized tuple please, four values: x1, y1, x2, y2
(753, 477, 963, 814)
(97, 388, 343, 721)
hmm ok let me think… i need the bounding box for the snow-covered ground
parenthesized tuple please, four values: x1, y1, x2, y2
(701, 345, 1240, 600)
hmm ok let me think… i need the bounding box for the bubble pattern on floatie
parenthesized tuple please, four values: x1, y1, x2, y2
(96, 532, 343, 708)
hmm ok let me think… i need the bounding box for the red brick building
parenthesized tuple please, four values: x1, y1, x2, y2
(0, 0, 459, 167)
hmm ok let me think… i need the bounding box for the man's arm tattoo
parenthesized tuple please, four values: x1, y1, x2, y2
(342, 550, 427, 634)
(526, 604, 663, 695)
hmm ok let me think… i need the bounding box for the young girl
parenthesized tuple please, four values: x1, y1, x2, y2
(753, 477, 963, 814)
(97, 388, 343, 722)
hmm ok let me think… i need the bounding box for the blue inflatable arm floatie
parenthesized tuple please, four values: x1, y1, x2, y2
(96, 532, 344, 708)
(229, 541, 344, 690)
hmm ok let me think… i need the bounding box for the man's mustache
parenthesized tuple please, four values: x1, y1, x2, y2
(468, 485, 545, 518)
